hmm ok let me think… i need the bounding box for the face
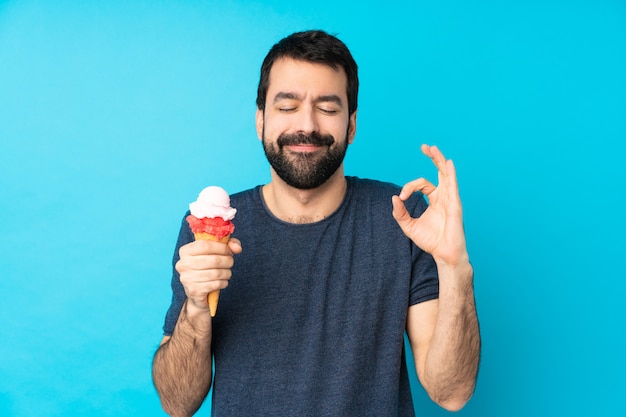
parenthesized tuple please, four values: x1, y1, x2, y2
(256, 58, 357, 189)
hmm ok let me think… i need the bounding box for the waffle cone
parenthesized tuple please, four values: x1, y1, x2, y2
(193, 232, 230, 316)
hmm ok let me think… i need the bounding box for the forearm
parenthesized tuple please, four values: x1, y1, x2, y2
(423, 261, 480, 411)
(152, 300, 213, 417)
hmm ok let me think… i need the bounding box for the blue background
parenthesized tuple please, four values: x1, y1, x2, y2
(1, 1, 624, 416)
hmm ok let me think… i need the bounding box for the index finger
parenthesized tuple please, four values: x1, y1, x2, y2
(398, 178, 436, 200)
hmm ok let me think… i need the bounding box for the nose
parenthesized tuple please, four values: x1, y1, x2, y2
(296, 105, 319, 134)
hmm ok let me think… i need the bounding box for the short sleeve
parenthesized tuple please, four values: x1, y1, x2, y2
(162, 212, 194, 336)
(407, 194, 439, 306)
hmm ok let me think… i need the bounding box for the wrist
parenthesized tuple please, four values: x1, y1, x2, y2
(435, 257, 474, 291)
(182, 299, 213, 337)
(434, 252, 471, 274)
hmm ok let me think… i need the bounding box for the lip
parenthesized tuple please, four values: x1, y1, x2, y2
(285, 144, 324, 152)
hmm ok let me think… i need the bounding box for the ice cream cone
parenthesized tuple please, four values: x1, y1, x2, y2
(193, 232, 230, 317)
(193, 233, 230, 243)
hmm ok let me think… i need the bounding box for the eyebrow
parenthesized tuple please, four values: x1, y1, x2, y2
(316, 95, 343, 106)
(272, 92, 344, 107)
(273, 92, 300, 103)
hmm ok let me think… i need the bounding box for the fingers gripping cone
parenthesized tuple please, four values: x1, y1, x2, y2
(186, 186, 237, 318)
(192, 232, 231, 317)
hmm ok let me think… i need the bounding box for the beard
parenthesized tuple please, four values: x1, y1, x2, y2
(262, 130, 349, 190)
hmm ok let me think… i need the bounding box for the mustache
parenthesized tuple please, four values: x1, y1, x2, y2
(276, 132, 335, 148)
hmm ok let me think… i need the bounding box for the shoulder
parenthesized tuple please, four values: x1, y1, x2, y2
(230, 185, 262, 207)
(347, 177, 426, 214)
(228, 186, 268, 231)
(347, 177, 400, 205)
(348, 176, 400, 193)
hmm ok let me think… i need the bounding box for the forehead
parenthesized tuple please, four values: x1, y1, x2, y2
(267, 58, 348, 99)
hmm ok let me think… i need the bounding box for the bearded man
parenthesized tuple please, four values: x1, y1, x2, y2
(152, 30, 480, 417)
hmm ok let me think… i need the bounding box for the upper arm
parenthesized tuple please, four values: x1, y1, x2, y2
(406, 298, 438, 383)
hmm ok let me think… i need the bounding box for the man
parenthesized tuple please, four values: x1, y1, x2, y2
(153, 30, 480, 416)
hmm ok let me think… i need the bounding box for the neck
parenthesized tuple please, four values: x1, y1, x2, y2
(262, 168, 347, 224)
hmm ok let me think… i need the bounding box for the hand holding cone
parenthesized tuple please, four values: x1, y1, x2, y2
(192, 232, 231, 317)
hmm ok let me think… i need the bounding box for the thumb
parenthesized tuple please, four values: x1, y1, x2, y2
(228, 238, 243, 255)
(391, 195, 412, 231)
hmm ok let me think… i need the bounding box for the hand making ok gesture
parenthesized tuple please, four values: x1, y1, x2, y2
(392, 144, 469, 268)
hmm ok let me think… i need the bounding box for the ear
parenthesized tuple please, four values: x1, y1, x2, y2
(347, 110, 357, 144)
(255, 108, 264, 140)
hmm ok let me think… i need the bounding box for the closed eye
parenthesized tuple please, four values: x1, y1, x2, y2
(316, 95, 343, 115)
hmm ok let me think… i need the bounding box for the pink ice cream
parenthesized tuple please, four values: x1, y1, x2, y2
(189, 186, 237, 220)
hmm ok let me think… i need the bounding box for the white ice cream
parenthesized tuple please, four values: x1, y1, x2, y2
(189, 186, 237, 220)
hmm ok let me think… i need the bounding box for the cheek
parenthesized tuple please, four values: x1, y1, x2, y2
(259, 110, 292, 138)
(333, 120, 351, 141)
(261, 114, 284, 136)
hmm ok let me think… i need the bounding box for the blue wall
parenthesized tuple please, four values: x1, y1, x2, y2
(1, 1, 624, 415)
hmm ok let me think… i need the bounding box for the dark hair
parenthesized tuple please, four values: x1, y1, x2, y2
(256, 30, 359, 115)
